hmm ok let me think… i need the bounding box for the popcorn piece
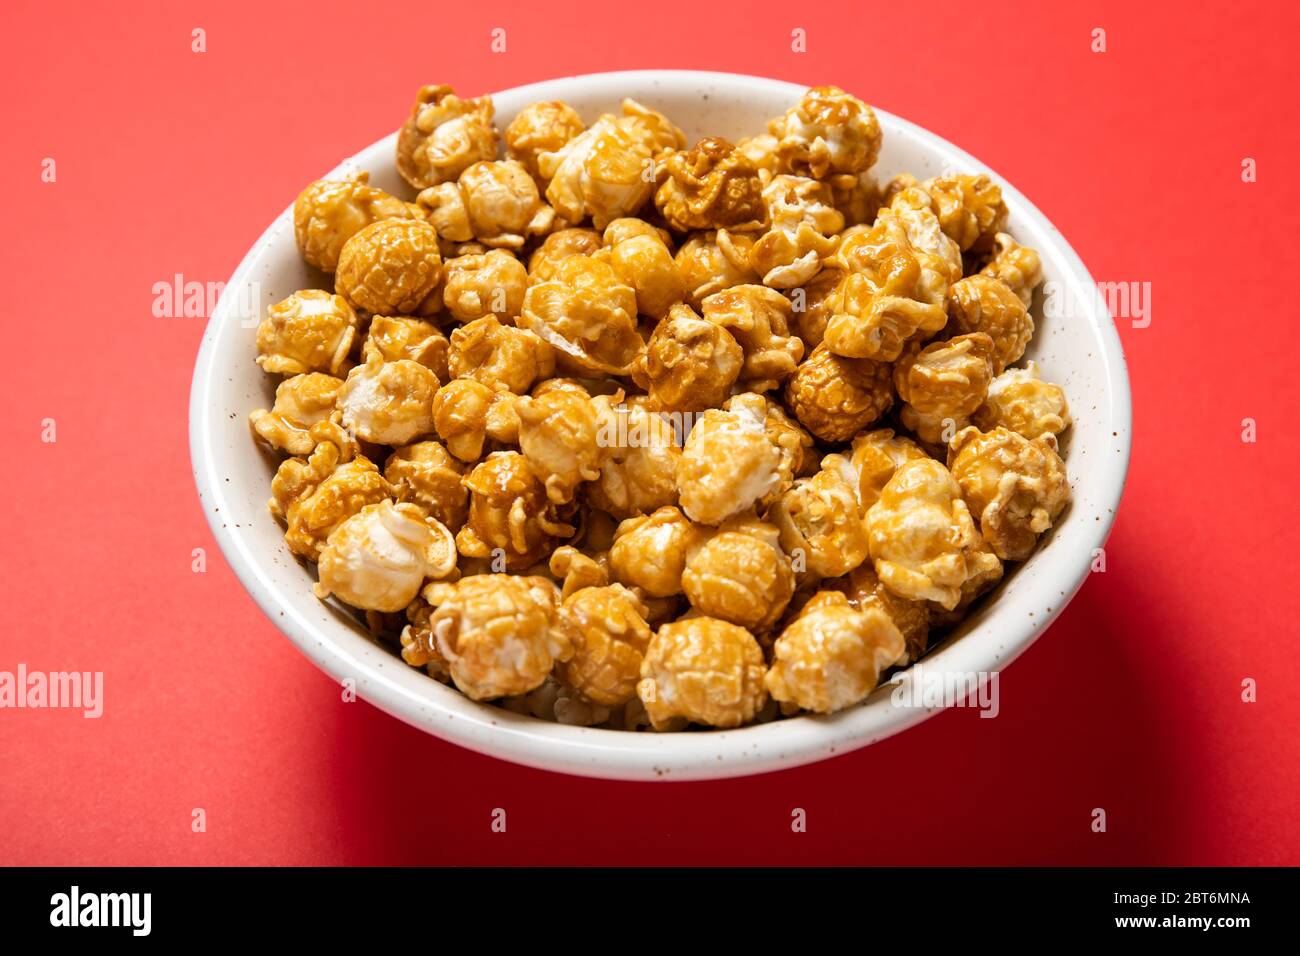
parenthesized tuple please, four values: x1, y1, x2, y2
(738, 396, 815, 504)
(601, 218, 685, 319)
(633, 303, 743, 411)
(268, 420, 360, 523)
(280, 455, 393, 562)
(249, 373, 345, 456)
(681, 515, 794, 631)
(456, 451, 576, 570)
(362, 315, 449, 382)
(505, 100, 586, 184)
(293, 173, 418, 272)
(609, 506, 708, 597)
(674, 230, 759, 308)
(849, 428, 930, 511)
(335, 218, 443, 315)
(549, 544, 609, 599)
(540, 109, 657, 229)
(637, 617, 768, 730)
(947, 426, 1070, 561)
(736, 133, 779, 177)
(764, 591, 904, 713)
(770, 86, 882, 179)
(518, 255, 642, 376)
(973, 361, 1072, 441)
(430, 378, 519, 463)
(887, 187, 964, 283)
(400, 598, 452, 682)
(979, 233, 1043, 307)
(384, 440, 468, 531)
(654, 137, 765, 232)
(337, 352, 439, 446)
(921, 174, 1008, 254)
(840, 563, 931, 663)
(516, 381, 614, 504)
(619, 98, 687, 156)
(784, 343, 893, 442)
(927, 532, 1004, 626)
(899, 405, 968, 452)
(586, 398, 682, 519)
(441, 249, 526, 323)
(315, 500, 456, 612)
(946, 274, 1034, 373)
(676, 393, 782, 525)
(448, 315, 556, 393)
(770, 454, 870, 578)
(865, 458, 1000, 610)
(396, 84, 498, 190)
(894, 331, 995, 420)
(828, 171, 881, 228)
(417, 160, 556, 250)
(527, 227, 604, 280)
(554, 583, 654, 706)
(701, 284, 805, 392)
(255, 290, 358, 377)
(749, 175, 845, 288)
(420, 574, 566, 699)
(787, 265, 844, 350)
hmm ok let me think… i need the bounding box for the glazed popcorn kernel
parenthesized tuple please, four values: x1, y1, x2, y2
(899, 405, 968, 453)
(400, 598, 452, 681)
(441, 249, 528, 322)
(947, 426, 1070, 562)
(518, 255, 642, 376)
(281, 455, 393, 562)
(637, 616, 769, 730)
(765, 591, 904, 714)
(675, 229, 760, 308)
(681, 515, 795, 632)
(736, 132, 780, 176)
(654, 136, 766, 232)
(601, 218, 685, 320)
(770, 85, 882, 179)
(504, 100, 586, 184)
(418, 160, 556, 250)
(701, 284, 805, 392)
(850, 427, 930, 511)
(770, 454, 871, 579)
(974, 361, 1073, 441)
(887, 186, 964, 283)
(586, 398, 682, 519)
(676, 393, 783, 525)
(633, 303, 744, 412)
(739, 395, 816, 504)
(383, 440, 468, 531)
(315, 500, 457, 613)
(362, 315, 449, 382)
(250, 372, 345, 456)
(396, 84, 498, 190)
(430, 378, 520, 463)
(527, 227, 604, 280)
(256, 289, 358, 377)
(840, 562, 931, 664)
(421, 574, 566, 700)
(553, 583, 653, 707)
(828, 171, 882, 228)
(927, 532, 1004, 627)
(540, 110, 656, 229)
(268, 421, 360, 523)
(456, 451, 576, 570)
(293, 172, 419, 272)
(338, 353, 439, 446)
(609, 506, 708, 597)
(448, 314, 555, 394)
(921, 174, 1008, 254)
(787, 264, 844, 350)
(946, 274, 1034, 374)
(784, 342, 894, 443)
(515, 381, 613, 504)
(865, 457, 998, 610)
(749, 174, 845, 289)
(335, 218, 443, 316)
(893, 331, 996, 420)
(980, 232, 1044, 308)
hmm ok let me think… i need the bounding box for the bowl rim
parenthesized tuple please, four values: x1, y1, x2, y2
(190, 69, 1132, 781)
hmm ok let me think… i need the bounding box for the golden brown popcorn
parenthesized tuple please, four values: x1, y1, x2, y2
(335, 218, 443, 316)
(267, 420, 360, 523)
(893, 332, 995, 420)
(841, 563, 931, 663)
(315, 500, 456, 612)
(540, 110, 656, 229)
(947, 426, 1070, 561)
(674, 229, 759, 308)
(784, 343, 893, 442)
(280, 455, 393, 562)
(828, 171, 881, 228)
(899, 405, 969, 452)
(632, 303, 742, 411)
(417, 160, 556, 250)
(456, 451, 576, 570)
(973, 362, 1072, 441)
(927, 533, 1004, 626)
(922, 174, 1008, 254)
(770, 454, 870, 579)
(362, 315, 449, 382)
(682, 515, 794, 631)
(770, 86, 882, 179)
(637, 616, 768, 730)
(420, 574, 566, 700)
(736, 133, 779, 177)
(946, 274, 1034, 373)
(549, 544, 609, 599)
(448, 315, 555, 394)
(384, 440, 468, 531)
(601, 218, 685, 319)
(739, 396, 816, 503)
(553, 583, 653, 706)
(255, 290, 358, 377)
(400, 598, 452, 681)
(865, 458, 1000, 609)
(787, 265, 844, 350)
(396, 84, 498, 190)
(765, 591, 904, 713)
(515, 381, 615, 504)
(430, 378, 519, 463)
(654, 137, 765, 232)
(850, 428, 930, 511)
(619, 98, 686, 156)
(504, 100, 586, 184)
(608, 506, 707, 597)
(749, 175, 844, 288)
(586, 399, 682, 519)
(979, 232, 1043, 307)
(337, 352, 439, 446)
(441, 250, 526, 322)
(249, 373, 345, 456)
(887, 186, 964, 283)
(527, 227, 604, 280)
(880, 172, 919, 205)
(701, 284, 805, 392)
(518, 255, 642, 375)
(676, 394, 782, 525)
(293, 173, 418, 272)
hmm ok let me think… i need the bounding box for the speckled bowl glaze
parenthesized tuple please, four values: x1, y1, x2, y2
(190, 70, 1131, 781)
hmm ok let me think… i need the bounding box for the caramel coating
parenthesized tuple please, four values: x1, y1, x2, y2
(527, 227, 604, 280)
(430, 378, 519, 463)
(770, 454, 870, 578)
(417, 160, 556, 250)
(973, 361, 1072, 441)
(336, 218, 443, 316)
(516, 382, 613, 504)
(554, 583, 653, 706)
(840, 563, 931, 664)
(637, 617, 768, 730)
(749, 175, 844, 288)
(505, 100, 585, 184)
(979, 233, 1043, 307)
(362, 315, 449, 382)
(280, 455, 393, 562)
(828, 171, 881, 228)
(676, 394, 782, 525)
(456, 451, 576, 570)
(654, 137, 765, 232)
(787, 265, 844, 350)
(922, 174, 1007, 254)
(770, 86, 882, 179)
(586, 399, 682, 519)
(608, 506, 707, 597)
(384, 440, 468, 531)
(449, 315, 555, 393)
(540, 106, 658, 229)
(850, 428, 929, 511)
(633, 303, 743, 411)
(294, 173, 418, 272)
(946, 274, 1034, 373)
(337, 353, 439, 446)
(947, 426, 1070, 561)
(701, 284, 805, 392)
(601, 219, 685, 319)
(740, 396, 815, 504)
(674, 230, 759, 309)
(682, 515, 795, 631)
(518, 255, 642, 375)
(894, 331, 995, 420)
(396, 84, 498, 190)
(784, 343, 893, 442)
(441, 249, 528, 322)
(765, 591, 904, 713)
(256, 290, 358, 377)
(249, 373, 345, 456)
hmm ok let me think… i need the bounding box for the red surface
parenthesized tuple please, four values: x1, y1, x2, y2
(1, 0, 1297, 866)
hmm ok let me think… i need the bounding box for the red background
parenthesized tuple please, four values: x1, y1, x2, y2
(2, 0, 1297, 865)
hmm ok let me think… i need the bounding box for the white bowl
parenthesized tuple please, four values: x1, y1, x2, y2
(190, 70, 1131, 781)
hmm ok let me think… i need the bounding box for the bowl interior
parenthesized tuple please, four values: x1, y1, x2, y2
(191, 70, 1130, 780)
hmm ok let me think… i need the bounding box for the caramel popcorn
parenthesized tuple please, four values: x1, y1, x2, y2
(268, 420, 360, 523)
(980, 232, 1043, 307)
(250, 373, 345, 456)
(973, 361, 1072, 441)
(898, 405, 968, 452)
(527, 227, 604, 280)
(922, 174, 1007, 254)
(784, 343, 893, 442)
(456, 451, 576, 570)
(676, 394, 782, 525)
(338, 352, 439, 446)
(504, 100, 585, 184)
(770, 454, 870, 578)
(829, 171, 882, 228)
(749, 175, 844, 288)
(608, 506, 707, 597)
(518, 255, 642, 375)
(893, 331, 995, 420)
(736, 133, 779, 176)
(601, 218, 685, 319)
(540, 108, 658, 229)
(586, 398, 682, 519)
(770, 86, 882, 179)
(383, 440, 468, 531)
(928, 532, 1004, 627)
(553, 583, 653, 706)
(448, 315, 555, 393)
(335, 218, 443, 316)
(947, 426, 1070, 561)
(840, 562, 931, 663)
(396, 85, 498, 190)
(430, 378, 519, 462)
(946, 274, 1034, 373)
(787, 264, 844, 350)
(294, 173, 418, 272)
(675, 230, 759, 308)
(362, 315, 449, 381)
(417, 160, 556, 250)
(256, 290, 358, 377)
(440, 249, 526, 322)
(637, 617, 768, 730)
(633, 303, 742, 411)
(765, 591, 904, 713)
(739, 396, 815, 503)
(682, 515, 795, 631)
(850, 428, 929, 511)
(887, 187, 964, 283)
(280, 455, 393, 562)
(701, 285, 805, 392)
(515, 381, 614, 504)
(654, 137, 765, 232)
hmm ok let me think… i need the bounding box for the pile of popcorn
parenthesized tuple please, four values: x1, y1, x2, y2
(250, 83, 1072, 731)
